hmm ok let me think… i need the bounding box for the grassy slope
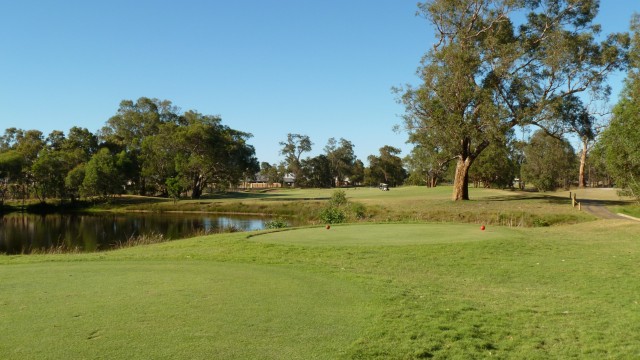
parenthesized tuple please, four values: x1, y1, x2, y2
(2, 219, 640, 359)
(86, 186, 600, 226)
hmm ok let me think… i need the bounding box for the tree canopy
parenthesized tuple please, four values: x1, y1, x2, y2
(399, 0, 629, 200)
(0, 98, 259, 202)
(600, 14, 640, 199)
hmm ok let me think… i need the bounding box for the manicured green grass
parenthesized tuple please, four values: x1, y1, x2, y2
(3, 220, 640, 359)
(0, 257, 374, 359)
(251, 223, 512, 246)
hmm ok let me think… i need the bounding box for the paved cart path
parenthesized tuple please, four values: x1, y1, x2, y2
(580, 199, 638, 221)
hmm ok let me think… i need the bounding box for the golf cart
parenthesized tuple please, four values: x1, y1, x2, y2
(379, 183, 389, 191)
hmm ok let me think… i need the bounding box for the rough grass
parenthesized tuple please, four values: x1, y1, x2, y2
(2, 220, 640, 359)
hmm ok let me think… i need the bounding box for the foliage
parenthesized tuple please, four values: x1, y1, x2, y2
(264, 217, 288, 229)
(165, 177, 185, 203)
(299, 154, 332, 188)
(0, 150, 23, 205)
(329, 189, 347, 207)
(404, 142, 451, 187)
(324, 137, 356, 186)
(398, 0, 629, 200)
(601, 14, 640, 200)
(366, 145, 406, 187)
(0, 98, 258, 203)
(522, 131, 577, 191)
(258, 162, 284, 185)
(319, 189, 350, 224)
(279, 133, 312, 187)
(81, 148, 124, 198)
(469, 139, 517, 189)
(319, 206, 346, 224)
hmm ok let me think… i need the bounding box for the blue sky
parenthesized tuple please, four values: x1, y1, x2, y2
(0, 1, 636, 165)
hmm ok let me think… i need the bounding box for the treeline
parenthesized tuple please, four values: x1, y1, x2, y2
(404, 128, 613, 192)
(0, 97, 259, 205)
(261, 134, 407, 188)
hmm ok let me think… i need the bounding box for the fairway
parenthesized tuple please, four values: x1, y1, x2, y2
(3, 220, 640, 359)
(0, 261, 374, 359)
(252, 223, 516, 246)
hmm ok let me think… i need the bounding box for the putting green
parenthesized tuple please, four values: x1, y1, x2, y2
(252, 223, 517, 246)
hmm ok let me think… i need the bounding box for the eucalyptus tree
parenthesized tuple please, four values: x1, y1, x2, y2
(0, 150, 23, 205)
(172, 111, 258, 198)
(367, 146, 406, 187)
(552, 95, 600, 188)
(522, 130, 577, 191)
(259, 162, 284, 185)
(399, 0, 629, 200)
(350, 159, 365, 186)
(600, 14, 640, 199)
(324, 137, 356, 187)
(279, 133, 312, 187)
(469, 140, 517, 189)
(81, 148, 124, 198)
(300, 155, 332, 188)
(405, 129, 453, 187)
(100, 97, 169, 194)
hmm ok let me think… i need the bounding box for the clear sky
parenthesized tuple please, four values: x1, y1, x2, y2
(0, 1, 637, 165)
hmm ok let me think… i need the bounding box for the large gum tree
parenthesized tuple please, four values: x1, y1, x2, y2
(399, 0, 628, 200)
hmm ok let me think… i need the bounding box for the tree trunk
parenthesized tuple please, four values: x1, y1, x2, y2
(452, 157, 472, 200)
(191, 174, 204, 199)
(578, 137, 588, 188)
(452, 138, 488, 200)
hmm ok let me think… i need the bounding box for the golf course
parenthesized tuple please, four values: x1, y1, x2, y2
(1, 186, 639, 359)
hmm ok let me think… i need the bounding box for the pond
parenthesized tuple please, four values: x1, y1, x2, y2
(0, 212, 281, 254)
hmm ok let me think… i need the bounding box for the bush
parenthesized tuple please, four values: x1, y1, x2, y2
(320, 207, 346, 224)
(329, 189, 347, 207)
(264, 218, 288, 229)
(348, 202, 367, 220)
(532, 218, 550, 227)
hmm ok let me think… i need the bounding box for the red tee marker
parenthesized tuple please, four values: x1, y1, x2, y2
(480, 225, 486, 231)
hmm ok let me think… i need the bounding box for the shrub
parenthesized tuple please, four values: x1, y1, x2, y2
(533, 218, 550, 227)
(348, 202, 367, 220)
(329, 189, 347, 207)
(320, 207, 346, 224)
(264, 218, 288, 229)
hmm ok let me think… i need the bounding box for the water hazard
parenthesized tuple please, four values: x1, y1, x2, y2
(0, 212, 274, 254)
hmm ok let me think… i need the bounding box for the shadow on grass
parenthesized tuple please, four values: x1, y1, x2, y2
(482, 191, 631, 206)
(199, 191, 330, 202)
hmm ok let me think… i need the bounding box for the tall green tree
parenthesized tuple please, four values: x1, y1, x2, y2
(350, 159, 365, 186)
(300, 155, 332, 188)
(522, 130, 577, 191)
(367, 146, 406, 187)
(399, 0, 629, 200)
(279, 133, 312, 187)
(553, 95, 600, 188)
(81, 148, 123, 198)
(600, 14, 640, 199)
(469, 140, 517, 189)
(172, 111, 258, 198)
(100, 97, 167, 195)
(324, 137, 356, 187)
(0, 150, 23, 205)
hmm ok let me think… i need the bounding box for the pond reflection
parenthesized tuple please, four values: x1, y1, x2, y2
(0, 213, 273, 254)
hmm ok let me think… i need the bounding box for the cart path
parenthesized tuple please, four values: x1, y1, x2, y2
(579, 199, 637, 220)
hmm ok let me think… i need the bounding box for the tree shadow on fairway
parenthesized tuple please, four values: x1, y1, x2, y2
(483, 191, 632, 207)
